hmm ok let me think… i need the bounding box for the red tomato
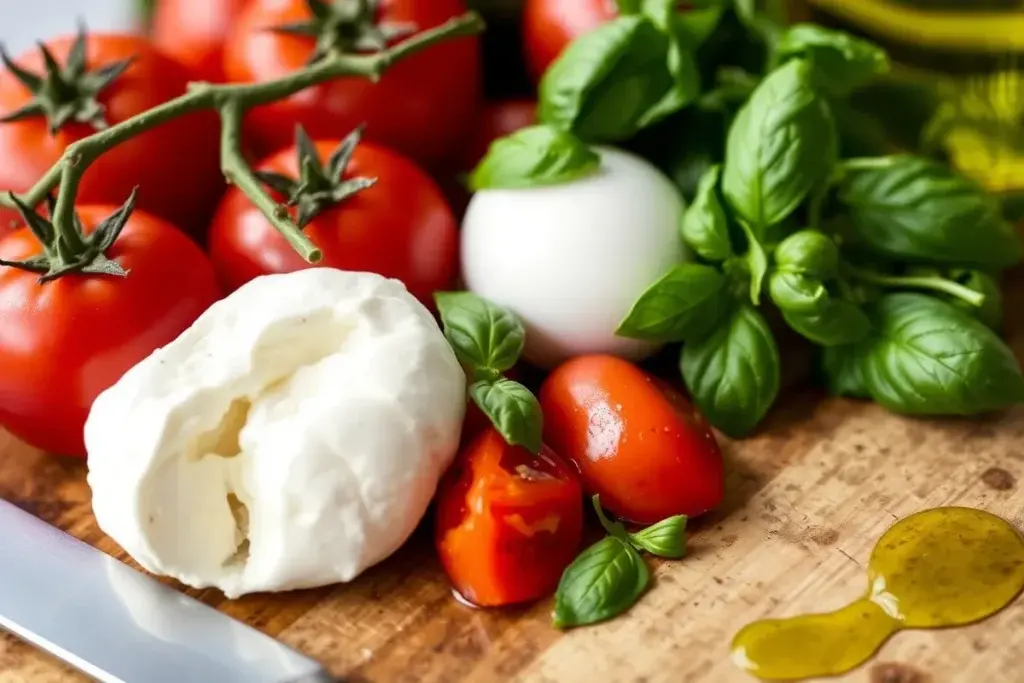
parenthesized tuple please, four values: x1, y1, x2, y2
(539, 355, 724, 525)
(459, 99, 537, 173)
(435, 427, 584, 607)
(223, 0, 481, 168)
(0, 34, 223, 236)
(152, 0, 247, 82)
(208, 138, 458, 306)
(522, 0, 616, 83)
(0, 206, 221, 457)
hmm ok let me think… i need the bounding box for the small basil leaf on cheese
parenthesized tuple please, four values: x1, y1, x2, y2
(468, 125, 600, 191)
(435, 291, 525, 378)
(470, 378, 543, 454)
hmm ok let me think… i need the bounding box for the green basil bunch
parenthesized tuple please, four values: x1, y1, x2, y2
(618, 21, 1024, 438)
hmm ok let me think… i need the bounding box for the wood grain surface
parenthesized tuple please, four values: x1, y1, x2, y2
(3, 276, 1024, 683)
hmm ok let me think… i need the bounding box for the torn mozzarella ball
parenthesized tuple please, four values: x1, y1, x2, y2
(86, 269, 466, 599)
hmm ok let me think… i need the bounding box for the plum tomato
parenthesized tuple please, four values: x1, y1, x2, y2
(539, 354, 724, 525)
(208, 128, 458, 307)
(435, 427, 584, 607)
(522, 0, 617, 83)
(152, 0, 247, 82)
(0, 204, 221, 457)
(222, 0, 481, 168)
(0, 32, 223, 236)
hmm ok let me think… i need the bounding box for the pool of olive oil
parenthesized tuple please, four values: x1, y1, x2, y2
(786, 0, 1024, 194)
(731, 507, 1024, 680)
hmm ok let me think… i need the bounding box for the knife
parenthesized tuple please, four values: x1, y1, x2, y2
(0, 498, 334, 683)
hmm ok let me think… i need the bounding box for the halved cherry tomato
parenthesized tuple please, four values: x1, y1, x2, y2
(208, 136, 458, 307)
(522, 0, 617, 83)
(539, 354, 723, 525)
(435, 427, 584, 607)
(222, 0, 481, 168)
(0, 205, 221, 457)
(152, 0, 247, 82)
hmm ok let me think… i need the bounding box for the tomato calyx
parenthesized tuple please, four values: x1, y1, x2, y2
(0, 188, 136, 282)
(0, 25, 133, 134)
(268, 0, 418, 65)
(255, 124, 378, 228)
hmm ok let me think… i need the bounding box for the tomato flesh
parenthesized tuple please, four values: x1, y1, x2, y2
(539, 354, 724, 524)
(209, 138, 458, 307)
(0, 207, 221, 457)
(435, 428, 584, 607)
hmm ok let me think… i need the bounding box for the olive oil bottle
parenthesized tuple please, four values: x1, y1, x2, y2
(786, 0, 1024, 194)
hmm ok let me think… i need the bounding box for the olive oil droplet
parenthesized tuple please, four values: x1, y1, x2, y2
(731, 507, 1024, 680)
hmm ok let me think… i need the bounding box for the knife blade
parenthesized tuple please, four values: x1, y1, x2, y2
(0, 498, 334, 683)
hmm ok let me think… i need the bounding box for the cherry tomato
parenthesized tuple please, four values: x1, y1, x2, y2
(435, 427, 584, 607)
(152, 0, 247, 82)
(522, 0, 616, 83)
(208, 138, 458, 306)
(539, 355, 723, 524)
(459, 99, 537, 173)
(0, 206, 221, 457)
(223, 0, 481, 168)
(0, 34, 223, 236)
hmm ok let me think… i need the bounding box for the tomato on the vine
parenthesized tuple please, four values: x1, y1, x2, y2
(0, 200, 221, 458)
(0, 32, 223, 236)
(522, 0, 617, 83)
(539, 355, 724, 525)
(208, 127, 458, 307)
(435, 427, 584, 607)
(222, 0, 481, 168)
(152, 0, 247, 82)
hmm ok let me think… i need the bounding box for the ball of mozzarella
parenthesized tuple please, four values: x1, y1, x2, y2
(461, 146, 687, 368)
(85, 269, 465, 599)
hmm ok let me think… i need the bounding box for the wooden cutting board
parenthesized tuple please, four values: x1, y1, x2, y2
(4, 280, 1024, 683)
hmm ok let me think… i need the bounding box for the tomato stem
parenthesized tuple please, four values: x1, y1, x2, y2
(0, 11, 484, 265)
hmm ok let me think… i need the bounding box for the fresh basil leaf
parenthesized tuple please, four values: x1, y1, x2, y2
(680, 304, 780, 437)
(837, 155, 1023, 269)
(775, 24, 889, 95)
(672, 4, 727, 45)
(774, 229, 839, 280)
(553, 535, 650, 629)
(468, 125, 599, 190)
(857, 293, 1024, 415)
(616, 264, 727, 343)
(470, 379, 543, 454)
(615, 0, 642, 12)
(739, 222, 768, 305)
(821, 344, 870, 399)
(768, 271, 828, 313)
(539, 16, 699, 142)
(722, 58, 837, 235)
(782, 299, 871, 347)
(591, 494, 629, 540)
(681, 165, 733, 262)
(628, 514, 687, 559)
(435, 292, 524, 378)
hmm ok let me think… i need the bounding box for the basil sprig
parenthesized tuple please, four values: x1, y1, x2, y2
(435, 292, 543, 453)
(469, 125, 600, 191)
(554, 496, 688, 629)
(615, 15, 1024, 436)
(538, 3, 702, 143)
